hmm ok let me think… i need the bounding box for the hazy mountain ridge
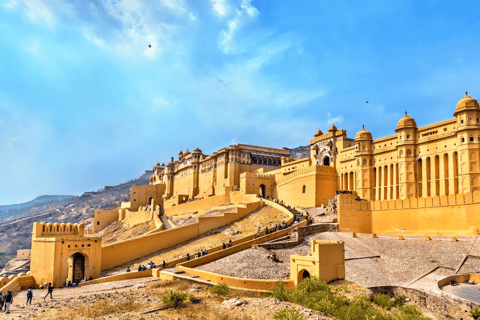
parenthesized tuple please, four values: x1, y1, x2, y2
(283, 145, 310, 159)
(0, 171, 151, 255)
(0, 195, 75, 222)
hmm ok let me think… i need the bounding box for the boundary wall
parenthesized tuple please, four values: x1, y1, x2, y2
(100, 199, 263, 270)
(437, 273, 480, 287)
(164, 193, 231, 217)
(338, 192, 480, 235)
(78, 269, 153, 287)
(93, 209, 119, 232)
(85, 205, 299, 287)
(176, 220, 308, 291)
(0, 274, 34, 295)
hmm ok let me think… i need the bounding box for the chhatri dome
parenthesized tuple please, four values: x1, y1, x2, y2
(183, 149, 191, 156)
(453, 91, 479, 116)
(395, 111, 417, 132)
(314, 129, 323, 137)
(355, 125, 372, 141)
(328, 124, 337, 132)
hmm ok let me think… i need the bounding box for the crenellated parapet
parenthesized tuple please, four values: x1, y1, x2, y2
(32, 222, 84, 239)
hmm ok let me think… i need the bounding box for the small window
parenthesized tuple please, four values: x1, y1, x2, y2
(477, 118, 479, 123)
(407, 135, 410, 139)
(302, 185, 306, 193)
(461, 137, 465, 143)
(461, 120, 464, 124)
(96, 221, 100, 225)
(470, 137, 474, 142)
(68, 245, 70, 248)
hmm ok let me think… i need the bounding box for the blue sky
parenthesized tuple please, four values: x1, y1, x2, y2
(1, 0, 480, 205)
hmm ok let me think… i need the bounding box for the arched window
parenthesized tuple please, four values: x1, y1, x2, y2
(97, 221, 100, 225)
(302, 185, 306, 193)
(363, 159, 367, 166)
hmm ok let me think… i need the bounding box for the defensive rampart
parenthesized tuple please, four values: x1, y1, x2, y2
(337, 192, 480, 235)
(164, 193, 231, 217)
(100, 199, 263, 270)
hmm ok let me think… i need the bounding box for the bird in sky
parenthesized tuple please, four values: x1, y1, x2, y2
(365, 101, 369, 103)
(148, 45, 152, 48)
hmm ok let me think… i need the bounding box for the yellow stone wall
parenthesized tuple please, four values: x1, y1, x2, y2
(30, 223, 102, 288)
(93, 208, 119, 232)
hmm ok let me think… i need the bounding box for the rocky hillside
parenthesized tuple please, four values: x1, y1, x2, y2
(283, 145, 310, 159)
(0, 171, 151, 257)
(0, 195, 75, 222)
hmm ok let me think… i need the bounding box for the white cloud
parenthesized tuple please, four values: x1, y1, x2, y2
(23, 0, 55, 26)
(25, 39, 41, 56)
(212, 0, 227, 15)
(217, 0, 260, 54)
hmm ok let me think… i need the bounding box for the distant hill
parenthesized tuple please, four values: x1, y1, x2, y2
(0, 195, 75, 222)
(0, 171, 151, 255)
(283, 146, 310, 159)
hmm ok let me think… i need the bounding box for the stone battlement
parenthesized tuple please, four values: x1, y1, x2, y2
(32, 222, 84, 238)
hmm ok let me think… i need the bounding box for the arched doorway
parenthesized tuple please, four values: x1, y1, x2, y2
(323, 157, 330, 166)
(259, 184, 266, 198)
(297, 269, 311, 284)
(72, 253, 85, 284)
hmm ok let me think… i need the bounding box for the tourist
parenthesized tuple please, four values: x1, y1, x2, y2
(0, 292, 4, 311)
(146, 263, 151, 270)
(228, 239, 232, 247)
(89, 276, 93, 281)
(4, 291, 13, 314)
(44, 283, 53, 300)
(151, 261, 155, 268)
(137, 265, 142, 272)
(79, 278, 85, 284)
(126, 267, 131, 272)
(142, 265, 147, 271)
(72, 282, 77, 287)
(186, 253, 190, 261)
(163, 260, 166, 269)
(194, 253, 198, 259)
(205, 249, 208, 255)
(222, 242, 226, 249)
(68, 281, 72, 287)
(265, 227, 269, 235)
(26, 286, 33, 305)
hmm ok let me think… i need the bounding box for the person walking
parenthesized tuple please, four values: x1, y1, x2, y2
(0, 292, 4, 311)
(26, 287, 33, 305)
(4, 291, 13, 314)
(44, 283, 53, 300)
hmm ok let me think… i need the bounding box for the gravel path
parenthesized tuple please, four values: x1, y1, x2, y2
(196, 232, 480, 289)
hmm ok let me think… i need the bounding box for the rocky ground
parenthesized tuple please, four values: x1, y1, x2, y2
(196, 232, 480, 291)
(0, 278, 337, 320)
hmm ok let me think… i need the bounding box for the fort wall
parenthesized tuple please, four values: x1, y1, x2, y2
(338, 192, 480, 235)
(100, 199, 263, 270)
(93, 209, 119, 232)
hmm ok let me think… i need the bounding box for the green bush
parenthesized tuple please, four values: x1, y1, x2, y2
(400, 305, 422, 316)
(161, 289, 187, 308)
(373, 293, 394, 310)
(393, 295, 406, 308)
(270, 282, 289, 301)
(210, 282, 229, 295)
(470, 307, 480, 320)
(273, 307, 303, 320)
(188, 294, 196, 303)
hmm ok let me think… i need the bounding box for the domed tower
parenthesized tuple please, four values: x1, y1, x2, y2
(178, 150, 183, 161)
(395, 111, 418, 199)
(454, 92, 480, 193)
(354, 125, 373, 199)
(310, 129, 324, 158)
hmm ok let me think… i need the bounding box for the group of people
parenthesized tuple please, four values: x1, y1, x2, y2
(0, 290, 14, 314)
(0, 284, 49, 314)
(65, 276, 93, 288)
(135, 261, 156, 271)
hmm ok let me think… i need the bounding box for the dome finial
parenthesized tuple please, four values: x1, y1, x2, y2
(362, 124, 365, 129)
(466, 90, 469, 96)
(405, 110, 408, 116)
